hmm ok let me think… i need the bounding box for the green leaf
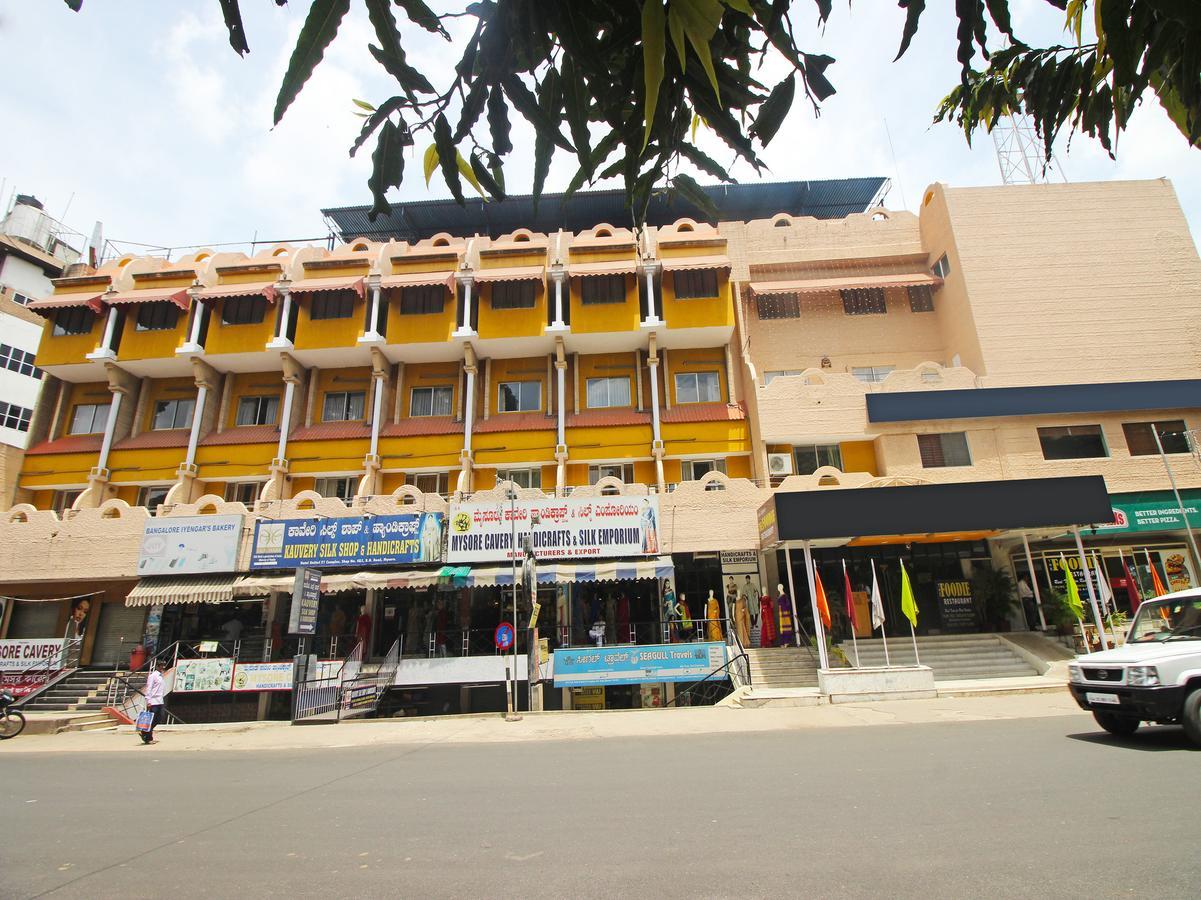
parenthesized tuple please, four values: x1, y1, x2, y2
(670, 0, 725, 100)
(433, 113, 465, 205)
(671, 172, 718, 220)
(423, 144, 440, 186)
(454, 78, 489, 142)
(273, 0, 351, 126)
(678, 141, 732, 182)
(367, 43, 436, 96)
(894, 0, 926, 61)
(219, 0, 250, 55)
(367, 120, 405, 221)
(351, 96, 408, 157)
(352, 98, 376, 112)
(487, 85, 513, 154)
(561, 56, 593, 174)
(722, 0, 753, 15)
(668, 6, 686, 73)
(457, 151, 485, 197)
(394, 0, 449, 39)
(63, 0, 84, 11)
(803, 53, 836, 102)
(750, 72, 795, 145)
(641, 1, 666, 150)
(503, 74, 574, 152)
(470, 151, 506, 200)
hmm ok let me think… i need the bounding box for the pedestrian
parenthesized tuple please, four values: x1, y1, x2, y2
(140, 659, 168, 745)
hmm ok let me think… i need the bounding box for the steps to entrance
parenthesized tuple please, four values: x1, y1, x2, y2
(19, 669, 126, 713)
(744, 647, 820, 688)
(838, 634, 1038, 680)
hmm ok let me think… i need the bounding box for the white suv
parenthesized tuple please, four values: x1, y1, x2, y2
(1068, 588, 1201, 745)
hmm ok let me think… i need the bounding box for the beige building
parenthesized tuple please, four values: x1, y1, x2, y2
(2, 177, 1199, 714)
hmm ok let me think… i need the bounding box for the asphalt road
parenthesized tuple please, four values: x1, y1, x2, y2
(1, 715, 1197, 899)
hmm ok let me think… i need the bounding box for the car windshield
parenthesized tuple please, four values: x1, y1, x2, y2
(1128, 596, 1201, 643)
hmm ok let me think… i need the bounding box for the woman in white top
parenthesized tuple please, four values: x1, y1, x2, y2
(141, 660, 167, 745)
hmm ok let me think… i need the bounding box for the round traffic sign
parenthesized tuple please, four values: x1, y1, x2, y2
(494, 622, 515, 651)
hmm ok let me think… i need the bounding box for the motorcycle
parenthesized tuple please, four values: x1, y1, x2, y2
(0, 690, 26, 739)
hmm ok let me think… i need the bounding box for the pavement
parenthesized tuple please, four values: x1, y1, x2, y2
(0, 698, 1197, 899)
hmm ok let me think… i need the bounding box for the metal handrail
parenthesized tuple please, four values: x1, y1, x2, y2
(11, 636, 83, 708)
(724, 615, 752, 688)
(104, 670, 185, 725)
(665, 651, 748, 708)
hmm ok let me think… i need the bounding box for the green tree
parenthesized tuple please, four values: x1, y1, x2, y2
(63, 1, 1200, 222)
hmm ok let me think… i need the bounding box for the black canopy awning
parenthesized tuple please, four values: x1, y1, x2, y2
(759, 476, 1113, 544)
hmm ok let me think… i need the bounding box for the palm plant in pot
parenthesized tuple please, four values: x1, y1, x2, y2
(970, 568, 1019, 631)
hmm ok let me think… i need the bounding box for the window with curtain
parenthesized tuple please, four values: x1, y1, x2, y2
(135, 301, 181, 331)
(581, 275, 626, 305)
(411, 472, 449, 495)
(410, 386, 453, 417)
(1122, 420, 1189, 455)
(69, 402, 110, 435)
(399, 285, 446, 315)
(586, 376, 632, 408)
(315, 476, 356, 502)
(322, 391, 366, 422)
(152, 398, 195, 430)
(309, 291, 357, 320)
(491, 282, 537, 309)
(588, 463, 634, 485)
(673, 270, 719, 299)
(917, 432, 971, 468)
(221, 295, 268, 325)
(840, 287, 887, 315)
(755, 293, 801, 319)
(674, 371, 721, 404)
(53, 307, 95, 336)
(500, 468, 542, 489)
(235, 395, 280, 426)
(1038, 425, 1107, 460)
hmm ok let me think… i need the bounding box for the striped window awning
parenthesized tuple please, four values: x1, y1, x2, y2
(471, 266, 545, 284)
(196, 283, 279, 302)
(567, 260, 638, 278)
(104, 287, 191, 309)
(660, 255, 731, 272)
(126, 575, 241, 607)
(27, 292, 106, 313)
(284, 276, 367, 299)
(231, 566, 469, 598)
(380, 272, 456, 290)
(750, 272, 941, 296)
(465, 556, 674, 587)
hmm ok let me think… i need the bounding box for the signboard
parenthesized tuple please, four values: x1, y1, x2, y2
(250, 513, 444, 570)
(232, 662, 295, 692)
(553, 642, 726, 687)
(0, 639, 67, 673)
(756, 498, 779, 548)
(720, 550, 759, 569)
(571, 686, 606, 709)
(495, 622, 515, 651)
(1, 671, 59, 698)
(288, 567, 321, 636)
(1096, 490, 1201, 535)
(446, 497, 660, 563)
(341, 682, 379, 711)
(138, 515, 243, 576)
(936, 580, 979, 632)
(173, 657, 234, 693)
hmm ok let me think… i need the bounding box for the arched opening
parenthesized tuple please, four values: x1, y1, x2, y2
(195, 252, 211, 263)
(818, 475, 841, 487)
(677, 223, 694, 233)
(296, 497, 316, 511)
(102, 506, 122, 519)
(595, 227, 613, 238)
(117, 257, 134, 268)
(774, 219, 791, 227)
(601, 485, 621, 496)
(197, 502, 219, 515)
(272, 247, 290, 257)
(8, 511, 28, 523)
(433, 237, 451, 247)
(513, 233, 531, 243)
(352, 242, 369, 252)
(871, 211, 888, 222)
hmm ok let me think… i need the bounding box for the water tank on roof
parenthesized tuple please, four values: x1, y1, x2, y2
(3, 194, 57, 255)
(14, 194, 44, 211)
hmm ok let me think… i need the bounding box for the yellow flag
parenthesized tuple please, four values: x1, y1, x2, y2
(1061, 554, 1085, 620)
(900, 561, 918, 628)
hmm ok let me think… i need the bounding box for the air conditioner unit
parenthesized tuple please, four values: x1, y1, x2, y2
(767, 453, 793, 476)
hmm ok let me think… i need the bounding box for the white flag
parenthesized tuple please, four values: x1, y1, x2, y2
(870, 559, 886, 630)
(1093, 556, 1114, 615)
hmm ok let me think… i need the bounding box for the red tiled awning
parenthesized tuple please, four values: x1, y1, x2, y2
(566, 409, 652, 428)
(567, 260, 638, 279)
(660, 255, 731, 272)
(661, 402, 746, 424)
(27, 292, 105, 314)
(25, 434, 105, 455)
(475, 412, 556, 435)
(380, 272, 456, 290)
(104, 287, 191, 310)
(196, 282, 279, 303)
(199, 425, 281, 447)
(285, 276, 367, 299)
(289, 422, 372, 442)
(113, 429, 192, 450)
(381, 418, 463, 438)
(471, 266, 545, 284)
(750, 272, 941, 295)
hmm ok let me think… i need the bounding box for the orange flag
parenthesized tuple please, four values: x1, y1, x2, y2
(1145, 549, 1169, 597)
(814, 563, 832, 629)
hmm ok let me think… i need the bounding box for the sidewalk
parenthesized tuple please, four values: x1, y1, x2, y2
(0, 689, 1087, 755)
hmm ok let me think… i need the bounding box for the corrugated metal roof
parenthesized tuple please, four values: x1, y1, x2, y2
(322, 178, 890, 243)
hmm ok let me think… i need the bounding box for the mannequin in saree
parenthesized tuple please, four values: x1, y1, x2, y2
(706, 589, 723, 641)
(776, 583, 796, 645)
(662, 580, 679, 641)
(733, 584, 752, 646)
(759, 590, 777, 647)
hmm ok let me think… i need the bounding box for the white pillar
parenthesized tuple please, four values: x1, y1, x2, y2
(276, 291, 293, 342)
(556, 361, 566, 446)
(799, 541, 830, 668)
(553, 273, 565, 327)
(100, 306, 120, 352)
(1073, 527, 1110, 650)
(647, 358, 662, 444)
(463, 364, 476, 454)
(457, 278, 474, 333)
(187, 301, 206, 347)
(369, 373, 385, 458)
(185, 384, 208, 468)
(643, 267, 660, 323)
(368, 285, 381, 337)
(97, 392, 123, 471)
(276, 379, 296, 461)
(1021, 532, 1047, 630)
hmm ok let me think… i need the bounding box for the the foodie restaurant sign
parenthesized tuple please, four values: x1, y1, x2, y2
(446, 497, 661, 563)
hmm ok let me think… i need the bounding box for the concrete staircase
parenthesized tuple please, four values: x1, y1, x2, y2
(18, 669, 126, 713)
(838, 634, 1038, 680)
(744, 647, 820, 688)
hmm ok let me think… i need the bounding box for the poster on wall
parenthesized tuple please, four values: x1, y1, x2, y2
(447, 497, 661, 563)
(0, 639, 67, 672)
(232, 662, 295, 692)
(936, 580, 979, 632)
(250, 513, 444, 570)
(173, 657, 234, 693)
(553, 642, 725, 687)
(138, 515, 243, 576)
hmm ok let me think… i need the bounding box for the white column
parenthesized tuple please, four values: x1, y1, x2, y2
(99, 307, 120, 353)
(457, 278, 474, 333)
(643, 268, 659, 323)
(463, 364, 476, 453)
(647, 357, 662, 444)
(184, 384, 208, 468)
(275, 291, 293, 342)
(799, 541, 830, 668)
(97, 392, 123, 471)
(553, 273, 565, 327)
(1021, 532, 1047, 630)
(369, 373, 385, 458)
(556, 362, 566, 447)
(1073, 527, 1111, 650)
(187, 302, 206, 347)
(276, 379, 296, 461)
(367, 285, 382, 338)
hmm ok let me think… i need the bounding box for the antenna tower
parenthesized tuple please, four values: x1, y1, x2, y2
(992, 112, 1065, 185)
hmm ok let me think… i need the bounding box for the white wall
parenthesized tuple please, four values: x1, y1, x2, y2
(0, 311, 45, 449)
(0, 254, 55, 303)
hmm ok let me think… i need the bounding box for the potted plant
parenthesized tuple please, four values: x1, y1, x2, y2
(971, 568, 1018, 631)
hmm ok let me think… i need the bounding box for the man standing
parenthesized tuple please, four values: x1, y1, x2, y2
(141, 660, 167, 745)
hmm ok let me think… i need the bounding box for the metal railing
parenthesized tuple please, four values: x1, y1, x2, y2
(294, 641, 363, 722)
(666, 653, 746, 708)
(9, 637, 83, 707)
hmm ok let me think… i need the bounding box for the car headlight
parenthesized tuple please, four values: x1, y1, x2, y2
(1068, 665, 1083, 684)
(1128, 666, 1160, 686)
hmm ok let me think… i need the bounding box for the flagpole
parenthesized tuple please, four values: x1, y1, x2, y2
(843, 559, 860, 668)
(871, 559, 890, 667)
(782, 546, 803, 651)
(800, 541, 829, 670)
(1072, 527, 1110, 651)
(1091, 552, 1116, 647)
(1021, 532, 1047, 630)
(901, 560, 920, 666)
(1061, 552, 1092, 654)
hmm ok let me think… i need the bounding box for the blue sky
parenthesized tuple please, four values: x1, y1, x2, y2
(3, 1, 1197, 255)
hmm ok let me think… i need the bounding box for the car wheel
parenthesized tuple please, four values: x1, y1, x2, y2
(1182, 688, 1201, 747)
(1093, 710, 1140, 737)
